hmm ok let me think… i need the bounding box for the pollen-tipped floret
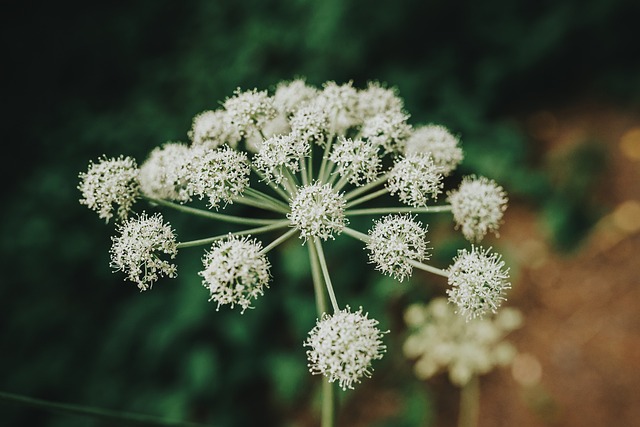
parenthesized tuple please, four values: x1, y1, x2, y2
(446, 246, 511, 320)
(273, 78, 319, 115)
(360, 109, 412, 155)
(188, 109, 241, 149)
(186, 145, 250, 209)
(289, 104, 330, 147)
(314, 80, 360, 135)
(253, 133, 310, 184)
(404, 125, 463, 175)
(387, 153, 443, 207)
(447, 175, 508, 242)
(329, 136, 381, 185)
(109, 212, 178, 291)
(199, 235, 271, 313)
(304, 306, 387, 390)
(139, 142, 192, 203)
(403, 297, 522, 386)
(367, 214, 430, 282)
(288, 182, 347, 241)
(79, 155, 140, 223)
(223, 88, 277, 138)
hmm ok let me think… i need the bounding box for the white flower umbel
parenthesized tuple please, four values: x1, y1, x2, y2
(223, 87, 277, 138)
(387, 153, 443, 207)
(289, 104, 330, 147)
(273, 78, 319, 115)
(79, 155, 140, 223)
(329, 136, 381, 185)
(288, 182, 348, 241)
(405, 124, 463, 176)
(356, 81, 404, 119)
(447, 175, 508, 242)
(186, 145, 250, 209)
(403, 297, 522, 386)
(139, 142, 192, 203)
(447, 246, 511, 320)
(304, 306, 387, 390)
(361, 109, 412, 155)
(314, 80, 360, 135)
(188, 109, 241, 149)
(253, 133, 310, 185)
(367, 214, 430, 282)
(110, 212, 178, 291)
(199, 235, 271, 313)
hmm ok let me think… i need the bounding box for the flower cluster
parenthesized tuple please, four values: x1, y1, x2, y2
(403, 297, 522, 386)
(78, 78, 514, 394)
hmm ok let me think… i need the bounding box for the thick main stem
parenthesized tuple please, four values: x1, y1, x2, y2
(307, 241, 335, 427)
(458, 376, 480, 427)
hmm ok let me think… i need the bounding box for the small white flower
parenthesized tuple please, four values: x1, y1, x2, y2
(329, 136, 381, 185)
(304, 306, 387, 390)
(356, 81, 404, 118)
(200, 235, 271, 313)
(403, 297, 522, 386)
(367, 214, 430, 282)
(186, 145, 250, 209)
(79, 155, 140, 223)
(188, 109, 241, 149)
(446, 246, 511, 321)
(139, 142, 192, 203)
(110, 212, 178, 291)
(314, 80, 360, 135)
(288, 182, 347, 241)
(289, 104, 330, 147)
(360, 109, 412, 155)
(405, 125, 463, 175)
(447, 175, 508, 242)
(273, 78, 319, 115)
(387, 153, 443, 207)
(223, 87, 277, 138)
(253, 133, 310, 184)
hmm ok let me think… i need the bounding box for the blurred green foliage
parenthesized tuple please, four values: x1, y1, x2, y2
(1, 0, 638, 426)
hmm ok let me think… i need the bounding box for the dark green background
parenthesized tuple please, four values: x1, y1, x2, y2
(2, 1, 638, 426)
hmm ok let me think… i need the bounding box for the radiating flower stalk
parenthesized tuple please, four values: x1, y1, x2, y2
(78, 79, 512, 426)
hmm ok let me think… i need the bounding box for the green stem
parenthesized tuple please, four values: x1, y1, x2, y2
(142, 195, 281, 226)
(307, 240, 336, 427)
(177, 221, 290, 249)
(318, 135, 336, 183)
(232, 194, 286, 213)
(280, 167, 299, 195)
(300, 156, 309, 186)
(341, 227, 370, 243)
(243, 187, 290, 212)
(260, 227, 298, 254)
(332, 172, 352, 193)
(312, 238, 340, 313)
(345, 188, 388, 209)
(251, 165, 291, 201)
(343, 174, 388, 201)
(345, 205, 453, 216)
(407, 259, 450, 278)
(0, 390, 209, 427)
(458, 376, 480, 427)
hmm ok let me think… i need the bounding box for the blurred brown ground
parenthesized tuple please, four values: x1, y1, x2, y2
(476, 100, 640, 427)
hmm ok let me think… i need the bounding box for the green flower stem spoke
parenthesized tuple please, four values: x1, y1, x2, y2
(318, 136, 335, 183)
(300, 156, 310, 186)
(321, 159, 337, 185)
(307, 241, 335, 427)
(458, 375, 480, 427)
(345, 188, 389, 209)
(408, 259, 450, 278)
(260, 227, 299, 254)
(345, 205, 453, 216)
(142, 196, 279, 226)
(243, 187, 290, 212)
(327, 169, 341, 186)
(312, 238, 340, 313)
(332, 172, 352, 193)
(232, 194, 288, 213)
(344, 174, 388, 201)
(306, 153, 314, 184)
(251, 165, 292, 201)
(0, 390, 209, 427)
(177, 221, 290, 249)
(342, 227, 370, 243)
(283, 167, 301, 190)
